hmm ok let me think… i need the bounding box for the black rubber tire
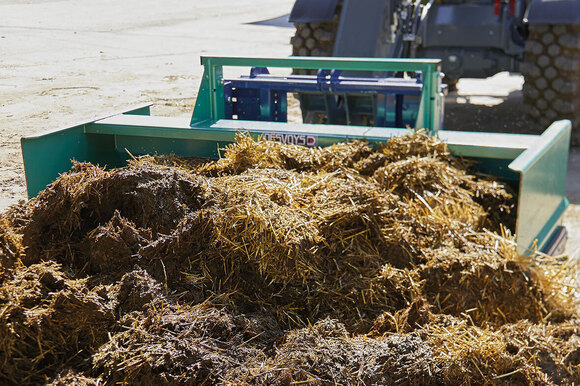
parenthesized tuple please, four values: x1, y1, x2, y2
(521, 24, 580, 144)
(290, 8, 342, 123)
(290, 4, 341, 75)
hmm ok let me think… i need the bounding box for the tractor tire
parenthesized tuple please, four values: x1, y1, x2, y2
(290, 6, 342, 123)
(521, 24, 580, 144)
(290, 4, 341, 75)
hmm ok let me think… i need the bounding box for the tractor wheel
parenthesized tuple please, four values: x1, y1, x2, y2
(521, 24, 580, 144)
(290, 4, 341, 75)
(290, 7, 342, 123)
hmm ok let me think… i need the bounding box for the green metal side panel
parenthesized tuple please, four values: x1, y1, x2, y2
(508, 120, 571, 254)
(21, 126, 126, 198)
(21, 105, 152, 198)
(22, 124, 89, 198)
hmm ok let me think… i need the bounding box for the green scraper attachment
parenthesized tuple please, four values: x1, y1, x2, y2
(21, 56, 571, 255)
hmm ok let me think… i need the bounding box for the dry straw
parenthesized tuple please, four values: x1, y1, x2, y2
(0, 131, 577, 384)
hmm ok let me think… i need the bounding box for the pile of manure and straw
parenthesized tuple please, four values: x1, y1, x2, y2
(0, 131, 578, 385)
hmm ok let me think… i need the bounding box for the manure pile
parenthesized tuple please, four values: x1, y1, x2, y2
(0, 132, 578, 385)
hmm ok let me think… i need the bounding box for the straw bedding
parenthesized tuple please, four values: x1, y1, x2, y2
(0, 131, 578, 384)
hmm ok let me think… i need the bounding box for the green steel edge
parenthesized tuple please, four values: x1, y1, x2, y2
(508, 120, 571, 254)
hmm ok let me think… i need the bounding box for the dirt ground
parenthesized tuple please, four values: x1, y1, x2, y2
(1, 0, 579, 256)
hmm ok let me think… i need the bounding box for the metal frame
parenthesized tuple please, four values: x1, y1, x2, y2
(191, 56, 443, 134)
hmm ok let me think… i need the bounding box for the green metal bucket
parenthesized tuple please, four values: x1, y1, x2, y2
(20, 56, 571, 255)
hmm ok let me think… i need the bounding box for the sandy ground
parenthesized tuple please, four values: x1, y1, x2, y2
(0, 0, 298, 208)
(1, 0, 579, 255)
